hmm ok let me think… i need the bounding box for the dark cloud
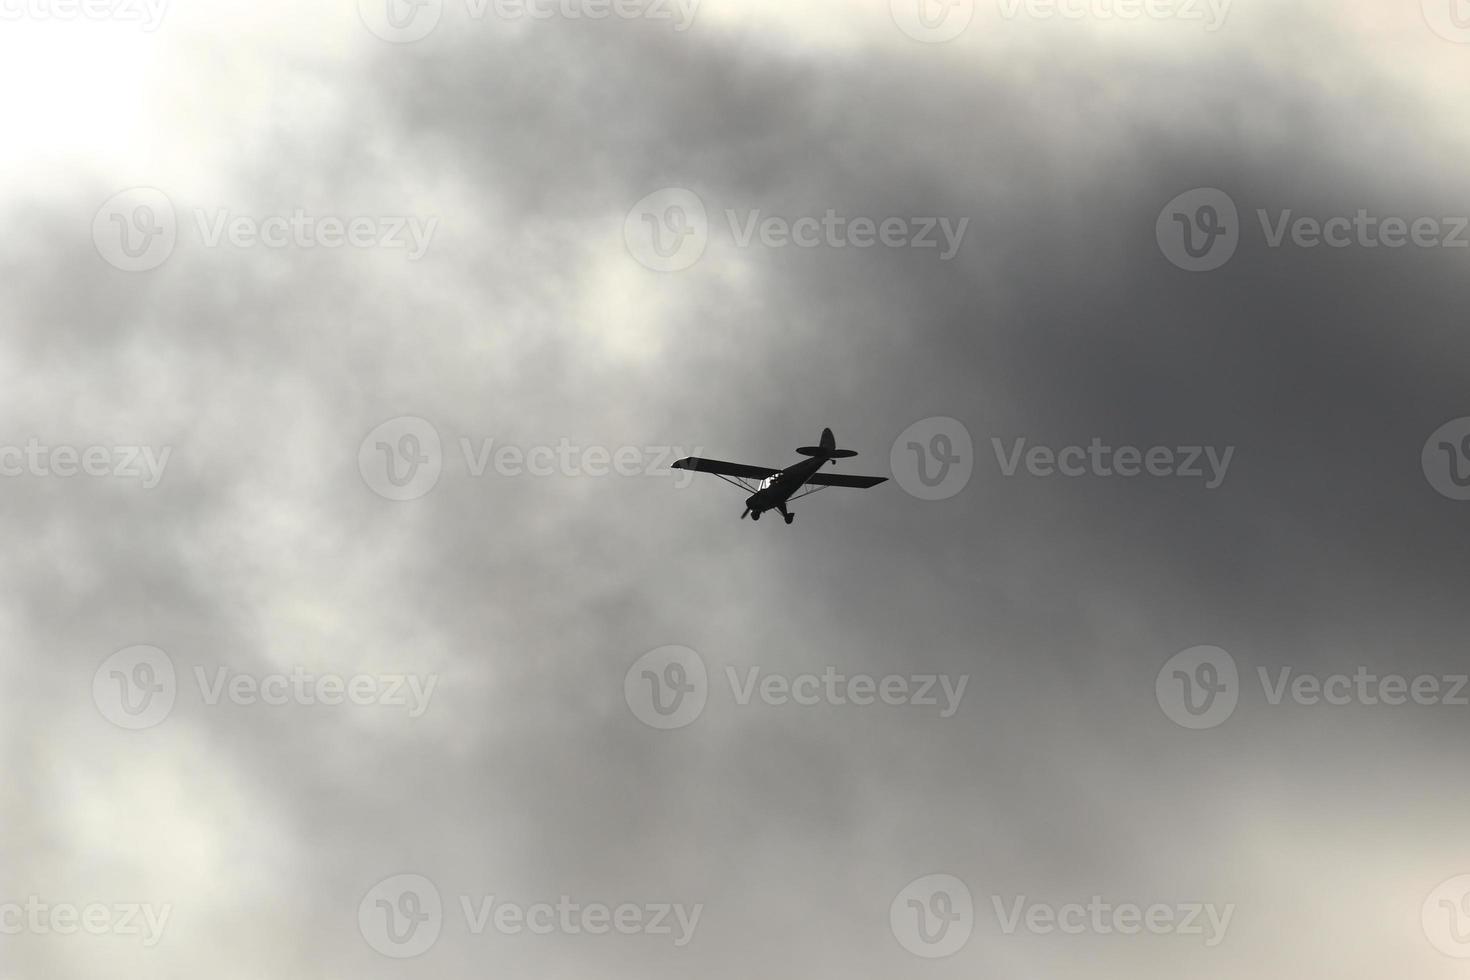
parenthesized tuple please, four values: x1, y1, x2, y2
(4, 6, 1469, 979)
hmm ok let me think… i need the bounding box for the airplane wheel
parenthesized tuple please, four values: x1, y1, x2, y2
(751, 511, 760, 521)
(783, 513, 794, 525)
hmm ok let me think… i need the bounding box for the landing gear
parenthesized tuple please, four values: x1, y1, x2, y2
(777, 505, 794, 525)
(783, 512, 794, 525)
(751, 510, 760, 521)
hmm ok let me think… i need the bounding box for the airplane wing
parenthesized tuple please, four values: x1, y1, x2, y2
(803, 473, 888, 488)
(671, 457, 779, 480)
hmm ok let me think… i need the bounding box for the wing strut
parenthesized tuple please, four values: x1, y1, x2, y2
(711, 472, 758, 494)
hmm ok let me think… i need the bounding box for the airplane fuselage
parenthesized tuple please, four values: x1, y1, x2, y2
(744, 455, 828, 517)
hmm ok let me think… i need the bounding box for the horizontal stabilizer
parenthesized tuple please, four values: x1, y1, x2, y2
(796, 447, 858, 459)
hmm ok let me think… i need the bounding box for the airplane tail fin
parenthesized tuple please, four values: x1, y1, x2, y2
(797, 427, 858, 459)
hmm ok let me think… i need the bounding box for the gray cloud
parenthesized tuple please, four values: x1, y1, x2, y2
(3, 5, 1470, 979)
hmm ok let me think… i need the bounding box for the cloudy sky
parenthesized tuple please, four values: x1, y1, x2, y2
(4, 0, 1470, 977)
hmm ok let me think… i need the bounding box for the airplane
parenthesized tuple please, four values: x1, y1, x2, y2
(671, 428, 887, 524)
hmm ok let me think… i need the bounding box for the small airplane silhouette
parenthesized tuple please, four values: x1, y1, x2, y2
(672, 428, 887, 524)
